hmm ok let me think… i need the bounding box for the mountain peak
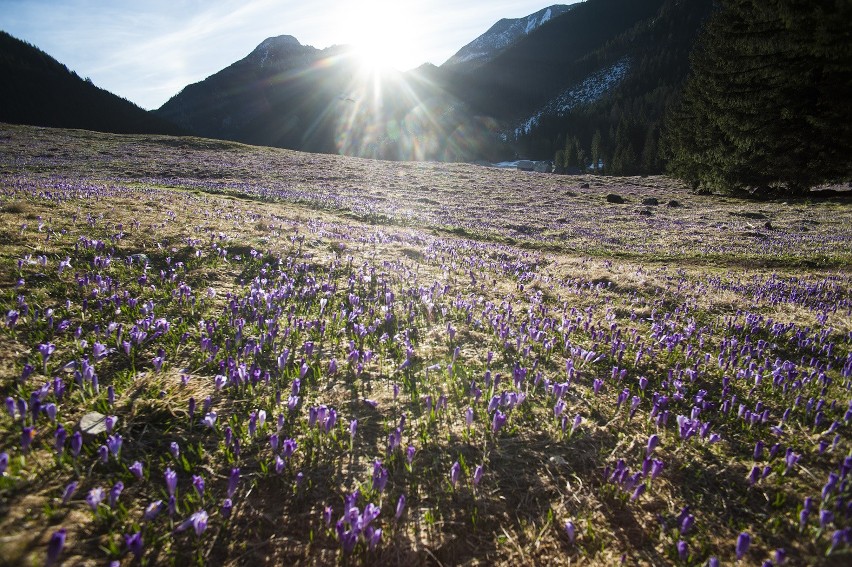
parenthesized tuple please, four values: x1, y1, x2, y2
(256, 35, 302, 50)
(246, 35, 315, 69)
(442, 4, 575, 69)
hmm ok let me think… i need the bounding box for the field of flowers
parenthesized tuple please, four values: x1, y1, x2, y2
(0, 124, 850, 565)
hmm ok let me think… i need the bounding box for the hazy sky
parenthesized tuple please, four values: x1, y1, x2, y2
(1, 1, 580, 110)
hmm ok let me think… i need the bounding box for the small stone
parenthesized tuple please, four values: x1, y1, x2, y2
(79, 412, 108, 437)
(667, 200, 681, 207)
(579, 183, 590, 189)
(606, 194, 626, 204)
(642, 197, 659, 206)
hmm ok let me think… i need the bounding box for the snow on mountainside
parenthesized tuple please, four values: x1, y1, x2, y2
(443, 4, 575, 68)
(515, 57, 631, 136)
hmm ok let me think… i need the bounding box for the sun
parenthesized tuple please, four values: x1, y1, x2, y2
(334, 0, 422, 71)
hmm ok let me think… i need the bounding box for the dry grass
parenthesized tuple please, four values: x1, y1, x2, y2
(0, 125, 849, 566)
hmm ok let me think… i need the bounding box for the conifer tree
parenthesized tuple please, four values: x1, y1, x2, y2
(664, 0, 852, 195)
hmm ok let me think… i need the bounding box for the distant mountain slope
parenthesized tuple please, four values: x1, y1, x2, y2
(444, 0, 672, 121)
(155, 36, 500, 161)
(0, 31, 183, 135)
(434, 0, 713, 172)
(442, 4, 575, 70)
(152, 0, 712, 168)
(155, 35, 327, 144)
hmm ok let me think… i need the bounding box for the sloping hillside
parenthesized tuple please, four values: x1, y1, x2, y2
(0, 31, 183, 135)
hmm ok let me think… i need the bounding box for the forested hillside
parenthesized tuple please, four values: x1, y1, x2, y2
(0, 32, 183, 135)
(663, 0, 852, 195)
(510, 0, 713, 175)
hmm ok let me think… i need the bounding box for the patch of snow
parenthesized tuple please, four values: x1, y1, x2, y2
(494, 161, 520, 168)
(514, 57, 631, 137)
(456, 50, 492, 64)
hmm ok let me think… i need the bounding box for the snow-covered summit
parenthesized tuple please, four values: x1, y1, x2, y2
(442, 5, 575, 69)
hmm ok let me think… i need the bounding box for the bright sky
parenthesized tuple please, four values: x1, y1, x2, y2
(0, 0, 580, 110)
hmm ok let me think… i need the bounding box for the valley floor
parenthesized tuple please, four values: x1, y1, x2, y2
(0, 124, 850, 565)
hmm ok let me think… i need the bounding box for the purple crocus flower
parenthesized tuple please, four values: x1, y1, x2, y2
(54, 426, 66, 454)
(144, 500, 163, 521)
(564, 520, 576, 544)
(799, 508, 810, 530)
(164, 467, 177, 496)
(736, 532, 751, 560)
(406, 445, 416, 464)
(203, 412, 217, 428)
(177, 510, 209, 536)
(169, 441, 180, 459)
(192, 475, 205, 498)
(367, 527, 382, 551)
(677, 540, 688, 561)
(491, 410, 507, 434)
(106, 434, 122, 456)
(473, 464, 484, 486)
(372, 460, 388, 493)
(221, 498, 233, 519)
(86, 487, 105, 510)
(282, 438, 297, 458)
(70, 431, 82, 458)
(785, 450, 799, 473)
(125, 531, 143, 557)
(227, 468, 240, 498)
(650, 459, 665, 480)
(92, 342, 107, 360)
(450, 461, 461, 488)
(129, 461, 144, 480)
(395, 494, 406, 520)
(39, 342, 56, 365)
(46, 528, 66, 566)
(109, 481, 124, 508)
(829, 529, 849, 554)
(45, 403, 57, 423)
(62, 481, 78, 504)
(646, 434, 660, 457)
(21, 426, 34, 453)
(571, 414, 582, 435)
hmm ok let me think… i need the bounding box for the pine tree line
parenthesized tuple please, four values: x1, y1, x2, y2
(663, 0, 852, 195)
(517, 0, 851, 195)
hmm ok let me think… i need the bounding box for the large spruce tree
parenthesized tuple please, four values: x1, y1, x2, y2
(664, 0, 852, 195)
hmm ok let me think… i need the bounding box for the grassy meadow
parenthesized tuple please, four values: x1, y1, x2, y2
(0, 123, 850, 565)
